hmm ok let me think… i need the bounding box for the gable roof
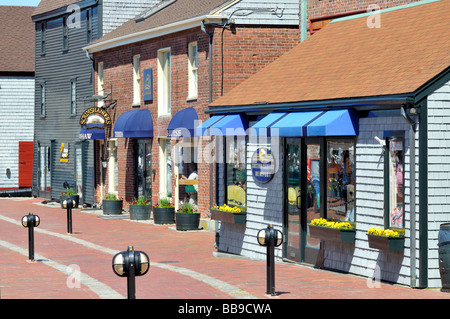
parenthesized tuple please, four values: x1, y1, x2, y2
(210, 0, 450, 108)
(0, 6, 35, 73)
(85, 0, 230, 53)
(32, 0, 80, 17)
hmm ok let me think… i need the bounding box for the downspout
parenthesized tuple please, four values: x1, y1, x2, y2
(401, 104, 417, 288)
(417, 98, 428, 288)
(300, 0, 307, 42)
(201, 20, 213, 104)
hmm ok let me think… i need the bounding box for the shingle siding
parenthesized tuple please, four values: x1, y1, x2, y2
(0, 76, 35, 189)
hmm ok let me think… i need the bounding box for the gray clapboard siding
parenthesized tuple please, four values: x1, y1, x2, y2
(101, 0, 160, 35)
(0, 76, 35, 189)
(427, 79, 450, 287)
(33, 7, 97, 203)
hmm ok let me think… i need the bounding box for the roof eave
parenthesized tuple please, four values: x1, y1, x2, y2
(206, 93, 415, 114)
(83, 14, 226, 54)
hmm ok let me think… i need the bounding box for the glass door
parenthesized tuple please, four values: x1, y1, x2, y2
(284, 138, 322, 265)
(285, 138, 301, 262)
(38, 144, 52, 199)
(136, 140, 152, 203)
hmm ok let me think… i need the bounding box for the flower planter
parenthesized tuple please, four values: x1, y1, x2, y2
(210, 209, 246, 224)
(129, 204, 151, 220)
(60, 195, 79, 209)
(153, 207, 175, 224)
(367, 234, 405, 252)
(175, 212, 200, 231)
(102, 200, 123, 215)
(308, 224, 356, 244)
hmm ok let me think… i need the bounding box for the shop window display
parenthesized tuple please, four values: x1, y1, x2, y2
(226, 137, 246, 209)
(327, 141, 355, 222)
(387, 138, 404, 230)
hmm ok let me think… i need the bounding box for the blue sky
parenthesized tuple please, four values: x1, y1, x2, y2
(0, 0, 40, 6)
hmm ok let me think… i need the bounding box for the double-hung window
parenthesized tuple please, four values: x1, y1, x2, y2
(86, 9, 92, 44)
(40, 83, 46, 117)
(158, 48, 171, 115)
(70, 79, 77, 115)
(62, 17, 69, 50)
(188, 42, 198, 100)
(133, 55, 141, 106)
(41, 22, 46, 55)
(97, 62, 104, 107)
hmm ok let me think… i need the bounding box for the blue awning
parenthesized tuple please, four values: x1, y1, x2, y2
(306, 109, 358, 136)
(195, 114, 248, 137)
(113, 109, 153, 138)
(250, 109, 358, 137)
(167, 107, 198, 137)
(79, 127, 105, 140)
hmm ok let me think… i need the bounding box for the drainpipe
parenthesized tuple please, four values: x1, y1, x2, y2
(401, 104, 417, 288)
(300, 0, 307, 42)
(201, 20, 213, 104)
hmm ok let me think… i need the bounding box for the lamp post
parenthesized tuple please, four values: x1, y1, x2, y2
(257, 224, 283, 296)
(112, 246, 150, 299)
(21, 213, 40, 261)
(62, 198, 76, 234)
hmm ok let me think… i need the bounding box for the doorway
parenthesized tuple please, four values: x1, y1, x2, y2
(284, 138, 322, 265)
(136, 139, 152, 203)
(38, 142, 53, 199)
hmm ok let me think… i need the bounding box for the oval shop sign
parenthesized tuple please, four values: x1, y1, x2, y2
(251, 148, 275, 183)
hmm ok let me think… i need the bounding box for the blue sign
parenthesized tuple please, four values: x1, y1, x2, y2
(251, 148, 275, 183)
(143, 68, 153, 101)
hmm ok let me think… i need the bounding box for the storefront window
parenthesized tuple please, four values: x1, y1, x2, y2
(387, 138, 404, 230)
(226, 136, 246, 208)
(327, 140, 355, 222)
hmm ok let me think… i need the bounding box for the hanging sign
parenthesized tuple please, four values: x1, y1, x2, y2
(79, 107, 111, 130)
(251, 148, 275, 183)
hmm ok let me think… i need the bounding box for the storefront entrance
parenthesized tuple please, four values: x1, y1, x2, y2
(136, 139, 152, 202)
(284, 138, 322, 264)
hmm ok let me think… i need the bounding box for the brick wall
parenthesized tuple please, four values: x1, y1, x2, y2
(93, 24, 299, 216)
(303, 0, 423, 36)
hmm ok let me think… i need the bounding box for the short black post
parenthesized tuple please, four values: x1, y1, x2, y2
(257, 224, 283, 297)
(127, 246, 136, 299)
(22, 213, 40, 261)
(63, 198, 73, 234)
(112, 246, 149, 299)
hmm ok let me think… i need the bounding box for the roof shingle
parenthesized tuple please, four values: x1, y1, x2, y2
(0, 6, 35, 73)
(210, 0, 450, 108)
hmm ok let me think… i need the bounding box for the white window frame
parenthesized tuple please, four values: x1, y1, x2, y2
(40, 82, 46, 117)
(97, 62, 104, 107)
(158, 48, 171, 115)
(133, 54, 141, 106)
(159, 138, 172, 198)
(188, 41, 198, 100)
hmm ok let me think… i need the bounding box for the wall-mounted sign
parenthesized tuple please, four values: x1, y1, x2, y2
(251, 148, 275, 183)
(79, 107, 112, 130)
(60, 142, 69, 163)
(143, 68, 153, 101)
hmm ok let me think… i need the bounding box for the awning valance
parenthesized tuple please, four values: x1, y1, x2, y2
(113, 109, 153, 138)
(251, 109, 358, 137)
(167, 107, 198, 137)
(195, 114, 248, 137)
(79, 127, 106, 140)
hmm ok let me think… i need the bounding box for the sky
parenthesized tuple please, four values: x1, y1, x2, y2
(0, 0, 40, 6)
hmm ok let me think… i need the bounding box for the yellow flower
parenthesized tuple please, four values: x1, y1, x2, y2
(368, 228, 400, 237)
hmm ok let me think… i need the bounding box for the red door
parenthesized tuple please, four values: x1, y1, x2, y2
(19, 141, 33, 188)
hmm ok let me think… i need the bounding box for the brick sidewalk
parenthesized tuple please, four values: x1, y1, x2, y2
(0, 197, 449, 300)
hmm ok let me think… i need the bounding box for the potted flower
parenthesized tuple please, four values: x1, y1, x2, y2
(367, 228, 405, 252)
(61, 188, 79, 208)
(129, 196, 151, 220)
(175, 203, 200, 231)
(153, 198, 175, 224)
(308, 218, 356, 243)
(210, 204, 246, 224)
(102, 193, 123, 215)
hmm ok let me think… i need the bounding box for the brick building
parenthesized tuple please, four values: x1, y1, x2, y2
(83, 0, 300, 216)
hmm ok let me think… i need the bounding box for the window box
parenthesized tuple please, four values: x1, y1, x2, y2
(211, 209, 246, 224)
(308, 224, 356, 244)
(367, 234, 405, 252)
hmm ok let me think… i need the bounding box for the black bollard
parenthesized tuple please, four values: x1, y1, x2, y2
(21, 213, 40, 261)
